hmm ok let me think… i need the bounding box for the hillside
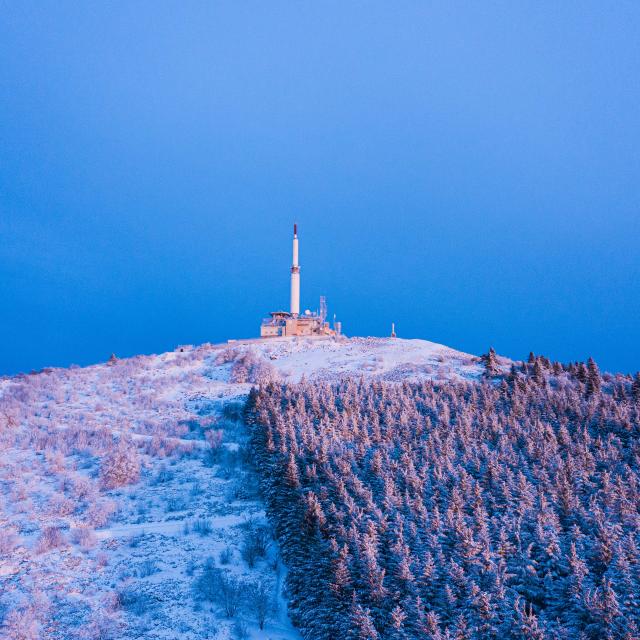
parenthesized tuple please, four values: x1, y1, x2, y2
(0, 336, 488, 640)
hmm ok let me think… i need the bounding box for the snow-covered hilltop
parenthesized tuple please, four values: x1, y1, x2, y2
(0, 337, 491, 640)
(224, 336, 486, 383)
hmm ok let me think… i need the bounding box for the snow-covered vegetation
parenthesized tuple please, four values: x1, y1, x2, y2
(4, 335, 634, 639)
(0, 343, 301, 640)
(0, 336, 477, 639)
(247, 357, 640, 639)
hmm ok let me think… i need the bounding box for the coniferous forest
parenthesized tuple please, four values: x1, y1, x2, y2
(246, 359, 640, 640)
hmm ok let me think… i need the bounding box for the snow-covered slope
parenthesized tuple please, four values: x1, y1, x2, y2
(217, 335, 485, 382)
(0, 337, 490, 640)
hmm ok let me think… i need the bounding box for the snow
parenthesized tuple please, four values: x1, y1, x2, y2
(0, 336, 488, 639)
(220, 335, 486, 382)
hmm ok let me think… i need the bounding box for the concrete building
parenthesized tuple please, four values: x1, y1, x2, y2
(260, 225, 341, 338)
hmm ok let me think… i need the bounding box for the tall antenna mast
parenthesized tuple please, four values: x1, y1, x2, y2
(290, 223, 300, 317)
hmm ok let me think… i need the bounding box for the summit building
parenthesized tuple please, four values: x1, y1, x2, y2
(259, 225, 341, 338)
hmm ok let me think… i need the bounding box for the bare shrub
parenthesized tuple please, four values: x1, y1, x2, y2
(214, 347, 237, 366)
(36, 526, 67, 553)
(204, 428, 224, 466)
(100, 443, 140, 489)
(219, 577, 243, 618)
(78, 610, 118, 640)
(116, 586, 154, 616)
(136, 559, 159, 577)
(85, 499, 117, 527)
(217, 449, 241, 479)
(219, 546, 233, 565)
(153, 463, 174, 484)
(248, 579, 272, 630)
(1, 606, 40, 640)
(205, 429, 223, 449)
(0, 525, 19, 554)
(233, 620, 250, 640)
(44, 450, 65, 473)
(192, 518, 212, 536)
(229, 352, 280, 385)
(71, 526, 97, 550)
(195, 560, 243, 617)
(47, 493, 75, 517)
(221, 402, 244, 422)
(167, 495, 186, 512)
(96, 552, 109, 568)
(240, 521, 270, 568)
(66, 474, 94, 500)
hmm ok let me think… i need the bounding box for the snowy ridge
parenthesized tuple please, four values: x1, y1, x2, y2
(0, 337, 488, 639)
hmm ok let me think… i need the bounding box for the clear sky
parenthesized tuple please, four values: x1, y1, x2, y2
(1, 2, 639, 375)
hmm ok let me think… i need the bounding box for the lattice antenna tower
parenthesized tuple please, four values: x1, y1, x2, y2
(319, 296, 327, 325)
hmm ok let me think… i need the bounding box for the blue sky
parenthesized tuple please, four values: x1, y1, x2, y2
(1, 2, 639, 374)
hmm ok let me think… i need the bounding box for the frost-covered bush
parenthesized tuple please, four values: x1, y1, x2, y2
(240, 521, 270, 568)
(153, 463, 174, 484)
(166, 495, 186, 511)
(229, 352, 279, 384)
(77, 609, 119, 640)
(227, 475, 259, 501)
(85, 498, 117, 527)
(47, 493, 75, 517)
(250, 360, 279, 385)
(219, 546, 233, 565)
(99, 442, 141, 489)
(216, 448, 242, 480)
(136, 559, 159, 577)
(71, 526, 97, 550)
(192, 518, 213, 536)
(44, 450, 66, 473)
(195, 557, 218, 601)
(36, 526, 67, 553)
(195, 561, 243, 617)
(0, 526, 19, 555)
(0, 607, 40, 640)
(248, 579, 272, 630)
(64, 473, 94, 501)
(116, 586, 153, 616)
(205, 428, 224, 450)
(232, 620, 250, 639)
(214, 347, 238, 365)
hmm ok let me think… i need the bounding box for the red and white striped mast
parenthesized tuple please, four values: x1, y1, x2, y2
(290, 223, 300, 317)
